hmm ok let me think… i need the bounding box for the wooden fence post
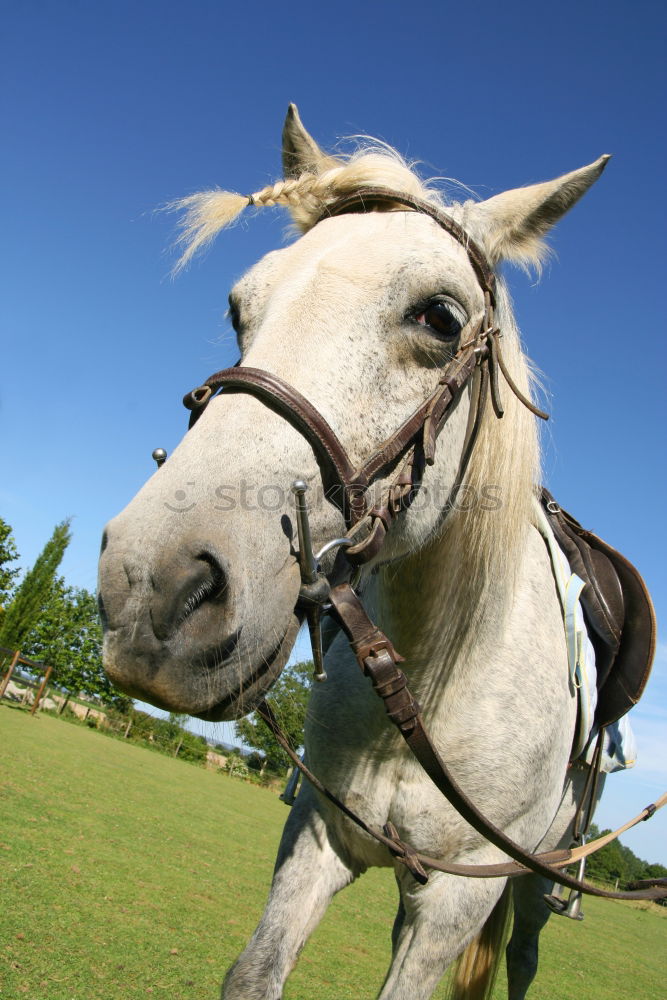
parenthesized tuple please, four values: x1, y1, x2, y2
(30, 665, 53, 716)
(0, 650, 20, 699)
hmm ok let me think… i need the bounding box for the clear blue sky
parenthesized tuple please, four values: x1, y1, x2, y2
(2, 0, 665, 862)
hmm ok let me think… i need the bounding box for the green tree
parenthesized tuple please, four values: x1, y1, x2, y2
(224, 749, 250, 779)
(127, 709, 160, 743)
(0, 518, 20, 629)
(644, 861, 667, 881)
(140, 713, 207, 764)
(584, 823, 667, 891)
(0, 519, 71, 651)
(21, 575, 130, 710)
(176, 729, 208, 764)
(165, 712, 189, 756)
(235, 660, 312, 774)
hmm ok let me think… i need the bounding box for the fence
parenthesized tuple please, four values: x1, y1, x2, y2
(0, 646, 53, 716)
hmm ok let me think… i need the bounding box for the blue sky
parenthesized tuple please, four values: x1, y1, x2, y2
(2, 1, 665, 862)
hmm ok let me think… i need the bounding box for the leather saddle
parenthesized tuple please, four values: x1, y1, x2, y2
(541, 489, 656, 728)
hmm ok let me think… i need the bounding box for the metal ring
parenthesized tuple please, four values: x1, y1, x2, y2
(314, 537, 353, 563)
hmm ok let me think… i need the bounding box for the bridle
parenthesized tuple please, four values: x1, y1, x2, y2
(184, 190, 546, 554)
(179, 187, 667, 903)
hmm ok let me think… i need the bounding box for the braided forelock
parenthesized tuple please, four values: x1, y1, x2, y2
(169, 143, 445, 272)
(248, 173, 323, 215)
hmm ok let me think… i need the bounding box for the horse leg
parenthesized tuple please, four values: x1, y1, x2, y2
(504, 767, 608, 999)
(505, 874, 554, 1000)
(377, 870, 508, 1000)
(222, 788, 357, 1000)
(391, 877, 407, 956)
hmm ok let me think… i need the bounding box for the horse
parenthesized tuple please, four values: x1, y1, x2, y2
(98, 105, 624, 999)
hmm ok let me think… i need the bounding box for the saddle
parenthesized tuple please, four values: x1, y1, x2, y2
(541, 489, 656, 728)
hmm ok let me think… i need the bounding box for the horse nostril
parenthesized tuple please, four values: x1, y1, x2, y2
(144, 544, 232, 642)
(175, 549, 229, 630)
(196, 550, 227, 592)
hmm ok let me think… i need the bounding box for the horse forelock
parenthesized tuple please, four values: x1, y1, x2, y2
(168, 141, 456, 272)
(168, 134, 552, 284)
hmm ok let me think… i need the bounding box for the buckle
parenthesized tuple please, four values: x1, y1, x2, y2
(354, 636, 400, 667)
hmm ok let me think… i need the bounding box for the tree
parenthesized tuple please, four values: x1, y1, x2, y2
(166, 712, 189, 756)
(127, 709, 160, 743)
(140, 713, 207, 764)
(176, 729, 208, 764)
(21, 575, 130, 710)
(224, 749, 250, 779)
(584, 823, 667, 891)
(0, 519, 71, 651)
(0, 517, 20, 628)
(235, 660, 312, 773)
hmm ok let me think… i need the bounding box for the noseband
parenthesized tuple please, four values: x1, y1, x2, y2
(177, 188, 666, 904)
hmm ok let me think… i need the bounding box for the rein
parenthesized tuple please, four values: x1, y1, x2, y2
(181, 187, 667, 904)
(256, 698, 667, 897)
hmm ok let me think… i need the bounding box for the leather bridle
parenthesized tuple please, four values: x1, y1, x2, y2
(184, 189, 545, 562)
(180, 187, 667, 903)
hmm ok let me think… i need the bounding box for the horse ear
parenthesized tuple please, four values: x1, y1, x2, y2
(282, 104, 339, 178)
(469, 155, 611, 267)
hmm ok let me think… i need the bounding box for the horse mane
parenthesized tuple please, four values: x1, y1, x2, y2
(430, 278, 541, 663)
(378, 270, 541, 702)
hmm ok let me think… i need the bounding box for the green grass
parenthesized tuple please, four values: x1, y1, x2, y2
(0, 706, 663, 999)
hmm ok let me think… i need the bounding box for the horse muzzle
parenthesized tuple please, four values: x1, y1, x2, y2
(98, 524, 301, 719)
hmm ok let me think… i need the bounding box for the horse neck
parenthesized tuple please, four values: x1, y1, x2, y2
(374, 518, 521, 687)
(374, 292, 540, 705)
(349, 283, 539, 709)
(373, 345, 539, 707)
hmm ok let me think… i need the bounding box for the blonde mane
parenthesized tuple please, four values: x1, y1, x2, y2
(398, 278, 541, 693)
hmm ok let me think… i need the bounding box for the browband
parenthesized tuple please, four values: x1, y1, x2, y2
(317, 187, 496, 305)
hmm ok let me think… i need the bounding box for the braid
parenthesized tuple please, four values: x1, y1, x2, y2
(169, 144, 437, 270)
(249, 173, 332, 218)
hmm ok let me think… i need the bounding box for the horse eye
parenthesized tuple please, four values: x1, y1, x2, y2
(415, 302, 463, 341)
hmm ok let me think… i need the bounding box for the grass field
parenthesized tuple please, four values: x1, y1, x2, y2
(0, 706, 664, 999)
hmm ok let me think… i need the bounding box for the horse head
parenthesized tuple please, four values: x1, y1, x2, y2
(97, 105, 608, 720)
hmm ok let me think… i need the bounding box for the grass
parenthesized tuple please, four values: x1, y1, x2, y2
(0, 706, 664, 999)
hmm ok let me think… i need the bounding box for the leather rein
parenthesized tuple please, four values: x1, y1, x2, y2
(182, 188, 667, 903)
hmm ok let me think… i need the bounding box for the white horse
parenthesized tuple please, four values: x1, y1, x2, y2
(99, 106, 615, 999)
